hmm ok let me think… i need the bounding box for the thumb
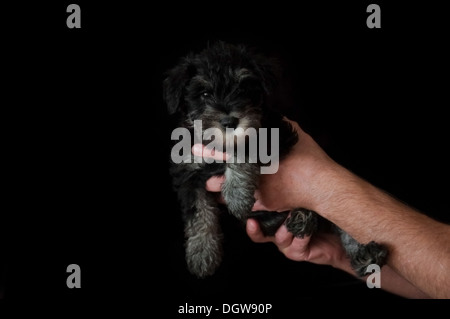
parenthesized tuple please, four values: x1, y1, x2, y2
(246, 219, 272, 243)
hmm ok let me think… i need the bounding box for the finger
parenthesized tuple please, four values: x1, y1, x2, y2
(282, 117, 298, 129)
(246, 219, 273, 243)
(273, 225, 294, 249)
(288, 235, 312, 252)
(252, 199, 269, 211)
(282, 117, 304, 136)
(280, 235, 312, 261)
(192, 144, 229, 161)
(252, 190, 271, 211)
(205, 176, 225, 192)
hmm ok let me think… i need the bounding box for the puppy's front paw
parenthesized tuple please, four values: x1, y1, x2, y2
(222, 163, 259, 220)
(285, 208, 318, 238)
(185, 234, 223, 278)
(222, 186, 256, 220)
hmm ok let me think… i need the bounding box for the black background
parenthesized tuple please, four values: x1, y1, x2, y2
(3, 0, 449, 313)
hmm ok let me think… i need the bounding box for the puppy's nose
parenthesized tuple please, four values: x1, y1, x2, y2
(220, 116, 239, 129)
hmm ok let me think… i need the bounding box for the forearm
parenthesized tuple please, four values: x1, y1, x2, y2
(377, 265, 430, 298)
(333, 253, 430, 298)
(307, 162, 450, 298)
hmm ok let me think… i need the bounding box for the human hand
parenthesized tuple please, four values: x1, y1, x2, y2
(245, 218, 350, 269)
(191, 118, 335, 212)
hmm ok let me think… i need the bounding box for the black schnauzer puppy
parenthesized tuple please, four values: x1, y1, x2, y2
(164, 41, 387, 278)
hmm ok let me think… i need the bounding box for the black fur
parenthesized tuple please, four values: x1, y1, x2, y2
(164, 41, 388, 278)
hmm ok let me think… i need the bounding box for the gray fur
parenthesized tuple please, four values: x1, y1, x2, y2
(285, 208, 318, 238)
(337, 227, 388, 276)
(222, 163, 260, 220)
(185, 189, 223, 277)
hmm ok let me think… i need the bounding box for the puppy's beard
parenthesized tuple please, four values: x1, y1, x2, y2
(202, 126, 239, 148)
(236, 116, 261, 131)
(189, 105, 262, 155)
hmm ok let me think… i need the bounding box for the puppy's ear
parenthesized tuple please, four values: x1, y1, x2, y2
(163, 57, 196, 115)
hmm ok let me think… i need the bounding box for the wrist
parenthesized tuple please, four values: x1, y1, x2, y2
(292, 155, 345, 214)
(308, 161, 364, 221)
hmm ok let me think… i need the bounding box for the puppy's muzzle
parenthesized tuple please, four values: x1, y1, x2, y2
(220, 116, 239, 129)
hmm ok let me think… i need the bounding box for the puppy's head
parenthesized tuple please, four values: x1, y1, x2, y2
(163, 41, 279, 141)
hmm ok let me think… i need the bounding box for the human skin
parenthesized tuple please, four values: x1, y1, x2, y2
(192, 119, 450, 298)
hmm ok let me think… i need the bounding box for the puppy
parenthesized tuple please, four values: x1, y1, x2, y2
(164, 41, 387, 278)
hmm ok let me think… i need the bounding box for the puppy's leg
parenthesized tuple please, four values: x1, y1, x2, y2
(285, 208, 318, 238)
(337, 227, 388, 277)
(222, 162, 259, 220)
(250, 211, 289, 237)
(184, 188, 223, 278)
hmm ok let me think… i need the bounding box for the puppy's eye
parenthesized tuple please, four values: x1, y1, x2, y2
(200, 91, 212, 99)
